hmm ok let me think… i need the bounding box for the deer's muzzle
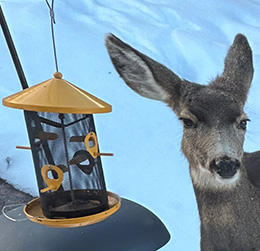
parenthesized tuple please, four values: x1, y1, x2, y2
(210, 157, 240, 179)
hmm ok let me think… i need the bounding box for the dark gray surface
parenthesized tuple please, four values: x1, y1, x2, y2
(0, 198, 170, 251)
(0, 178, 33, 211)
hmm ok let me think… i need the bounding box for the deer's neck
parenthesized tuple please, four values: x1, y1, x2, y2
(191, 163, 257, 227)
(191, 152, 260, 250)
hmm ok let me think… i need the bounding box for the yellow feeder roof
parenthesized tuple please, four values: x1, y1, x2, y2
(2, 72, 112, 114)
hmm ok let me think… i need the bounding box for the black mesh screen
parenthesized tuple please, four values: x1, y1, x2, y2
(24, 111, 108, 218)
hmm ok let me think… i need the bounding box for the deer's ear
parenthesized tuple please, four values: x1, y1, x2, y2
(213, 34, 254, 104)
(105, 33, 184, 107)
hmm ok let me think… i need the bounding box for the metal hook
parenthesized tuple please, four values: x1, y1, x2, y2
(44, 0, 59, 72)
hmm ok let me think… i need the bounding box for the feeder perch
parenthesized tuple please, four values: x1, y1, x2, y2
(2, 72, 119, 227)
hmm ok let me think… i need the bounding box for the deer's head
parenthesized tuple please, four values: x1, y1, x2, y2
(105, 34, 253, 190)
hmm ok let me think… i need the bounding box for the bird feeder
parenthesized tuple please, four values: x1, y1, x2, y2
(2, 72, 120, 227)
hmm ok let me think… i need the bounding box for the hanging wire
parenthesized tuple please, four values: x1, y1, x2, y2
(45, 0, 59, 72)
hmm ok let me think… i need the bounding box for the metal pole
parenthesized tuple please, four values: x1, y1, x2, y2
(0, 4, 63, 190)
(0, 4, 28, 89)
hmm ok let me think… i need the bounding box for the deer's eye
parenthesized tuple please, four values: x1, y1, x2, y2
(238, 119, 250, 130)
(179, 118, 196, 128)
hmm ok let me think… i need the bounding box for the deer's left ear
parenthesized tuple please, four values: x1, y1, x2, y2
(105, 33, 185, 108)
(212, 34, 254, 104)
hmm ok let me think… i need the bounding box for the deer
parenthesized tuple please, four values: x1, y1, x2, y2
(105, 33, 260, 250)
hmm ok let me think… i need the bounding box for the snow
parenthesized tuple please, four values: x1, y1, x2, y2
(1, 0, 260, 250)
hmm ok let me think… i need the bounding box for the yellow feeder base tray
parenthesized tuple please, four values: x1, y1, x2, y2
(24, 192, 120, 228)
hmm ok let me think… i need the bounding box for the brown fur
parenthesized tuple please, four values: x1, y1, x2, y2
(105, 33, 260, 250)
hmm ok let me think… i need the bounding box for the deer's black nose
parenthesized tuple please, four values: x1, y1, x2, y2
(210, 158, 240, 179)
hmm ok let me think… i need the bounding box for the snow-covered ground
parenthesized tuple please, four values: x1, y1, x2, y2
(1, 1, 260, 250)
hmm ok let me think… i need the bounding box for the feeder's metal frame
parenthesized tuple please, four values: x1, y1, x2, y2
(0, 4, 116, 224)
